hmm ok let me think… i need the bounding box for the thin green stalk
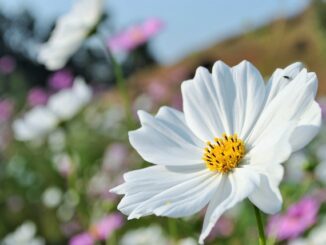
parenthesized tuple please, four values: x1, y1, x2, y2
(99, 36, 134, 129)
(253, 204, 266, 245)
(168, 219, 177, 239)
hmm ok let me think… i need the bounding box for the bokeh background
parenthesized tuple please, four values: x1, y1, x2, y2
(1, 0, 326, 244)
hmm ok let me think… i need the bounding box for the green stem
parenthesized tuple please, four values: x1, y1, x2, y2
(98, 36, 134, 129)
(168, 219, 177, 238)
(253, 204, 266, 245)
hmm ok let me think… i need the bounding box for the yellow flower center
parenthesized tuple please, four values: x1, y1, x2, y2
(203, 133, 245, 173)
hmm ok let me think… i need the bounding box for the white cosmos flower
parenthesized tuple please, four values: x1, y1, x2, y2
(1, 221, 44, 245)
(13, 78, 91, 141)
(289, 222, 326, 245)
(120, 225, 169, 245)
(38, 0, 104, 70)
(12, 106, 57, 141)
(111, 60, 321, 244)
(48, 77, 92, 121)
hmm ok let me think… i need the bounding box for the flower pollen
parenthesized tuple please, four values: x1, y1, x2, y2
(203, 133, 245, 173)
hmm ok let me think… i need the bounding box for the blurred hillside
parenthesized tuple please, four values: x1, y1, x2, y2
(129, 2, 326, 97)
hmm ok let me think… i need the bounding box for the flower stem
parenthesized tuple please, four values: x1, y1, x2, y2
(98, 36, 134, 129)
(253, 204, 266, 245)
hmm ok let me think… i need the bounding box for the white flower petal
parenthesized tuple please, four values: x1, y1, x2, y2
(265, 62, 304, 104)
(246, 121, 295, 166)
(248, 165, 283, 214)
(112, 165, 217, 219)
(181, 60, 266, 142)
(231, 60, 266, 139)
(246, 69, 318, 146)
(245, 121, 295, 214)
(290, 101, 322, 152)
(129, 107, 205, 166)
(181, 61, 234, 141)
(199, 168, 259, 244)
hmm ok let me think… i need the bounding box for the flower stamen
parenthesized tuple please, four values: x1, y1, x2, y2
(203, 133, 245, 173)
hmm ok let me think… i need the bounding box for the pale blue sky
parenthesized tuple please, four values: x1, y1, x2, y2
(0, 0, 310, 64)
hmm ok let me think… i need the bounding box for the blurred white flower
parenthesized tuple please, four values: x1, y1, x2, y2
(38, 0, 104, 70)
(48, 77, 92, 121)
(1, 221, 44, 245)
(12, 106, 57, 141)
(120, 225, 169, 245)
(112, 61, 321, 244)
(48, 129, 66, 152)
(177, 238, 197, 245)
(13, 78, 92, 142)
(289, 222, 326, 245)
(42, 186, 63, 208)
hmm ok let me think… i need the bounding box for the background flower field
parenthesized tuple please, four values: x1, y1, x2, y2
(1, 0, 326, 244)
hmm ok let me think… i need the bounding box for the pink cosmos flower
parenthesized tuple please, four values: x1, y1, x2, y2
(70, 232, 94, 245)
(108, 18, 164, 52)
(48, 69, 74, 90)
(0, 99, 14, 122)
(27, 87, 49, 107)
(69, 213, 124, 245)
(0, 55, 16, 75)
(267, 197, 320, 240)
(146, 81, 169, 103)
(89, 214, 124, 240)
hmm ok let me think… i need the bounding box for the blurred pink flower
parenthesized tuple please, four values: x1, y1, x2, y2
(69, 213, 124, 245)
(267, 197, 320, 240)
(0, 99, 14, 122)
(70, 232, 94, 245)
(108, 18, 164, 52)
(27, 87, 49, 107)
(171, 94, 183, 111)
(146, 81, 169, 103)
(0, 55, 16, 75)
(48, 69, 74, 90)
(90, 213, 124, 240)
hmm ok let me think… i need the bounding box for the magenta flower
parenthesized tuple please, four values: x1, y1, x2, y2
(0, 55, 16, 75)
(267, 197, 320, 240)
(69, 213, 124, 245)
(90, 213, 124, 240)
(27, 87, 49, 107)
(69, 232, 94, 245)
(48, 69, 74, 90)
(108, 18, 164, 52)
(0, 99, 14, 122)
